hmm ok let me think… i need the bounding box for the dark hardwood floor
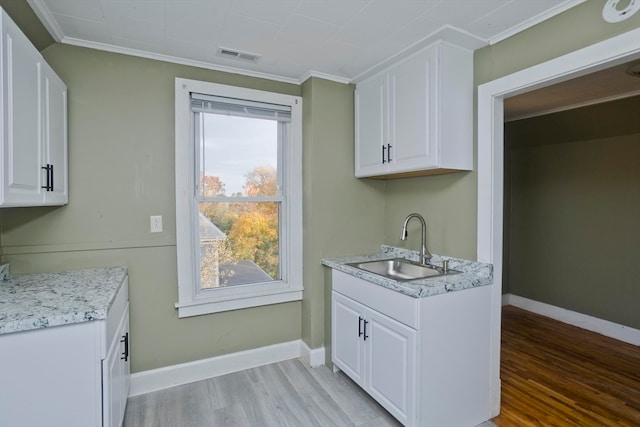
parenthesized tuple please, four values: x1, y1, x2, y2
(492, 306, 640, 426)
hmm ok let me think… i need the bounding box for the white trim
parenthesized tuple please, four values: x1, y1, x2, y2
(175, 288, 303, 318)
(489, 0, 587, 45)
(353, 25, 486, 83)
(300, 340, 326, 367)
(26, 0, 347, 86)
(28, 0, 584, 85)
(26, 0, 64, 42)
(300, 70, 351, 85)
(128, 340, 325, 397)
(501, 294, 511, 306)
(64, 38, 302, 85)
(29, 0, 585, 85)
(174, 79, 303, 317)
(54, 36, 353, 85)
(477, 27, 640, 418)
(503, 294, 640, 346)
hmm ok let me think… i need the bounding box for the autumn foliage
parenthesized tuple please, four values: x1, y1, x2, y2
(200, 165, 280, 283)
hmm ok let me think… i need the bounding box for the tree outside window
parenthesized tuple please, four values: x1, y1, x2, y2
(195, 109, 285, 289)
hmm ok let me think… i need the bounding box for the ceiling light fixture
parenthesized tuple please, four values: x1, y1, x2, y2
(602, 0, 640, 23)
(216, 48, 261, 63)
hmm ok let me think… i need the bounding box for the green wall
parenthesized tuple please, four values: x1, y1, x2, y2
(0, 44, 306, 373)
(0, 44, 386, 373)
(475, 0, 640, 86)
(0, 0, 54, 51)
(384, 172, 477, 260)
(301, 78, 385, 359)
(504, 97, 640, 329)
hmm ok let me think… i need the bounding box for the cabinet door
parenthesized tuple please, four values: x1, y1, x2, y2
(332, 291, 366, 386)
(103, 303, 130, 427)
(0, 322, 102, 427)
(354, 73, 388, 177)
(41, 62, 68, 205)
(366, 308, 417, 426)
(387, 47, 437, 174)
(1, 12, 44, 206)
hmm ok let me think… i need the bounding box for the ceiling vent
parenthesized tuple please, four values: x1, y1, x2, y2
(216, 48, 261, 63)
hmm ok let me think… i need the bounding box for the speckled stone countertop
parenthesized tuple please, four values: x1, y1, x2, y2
(0, 267, 128, 335)
(322, 245, 492, 298)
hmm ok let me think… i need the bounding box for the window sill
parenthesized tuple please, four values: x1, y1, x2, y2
(175, 286, 303, 318)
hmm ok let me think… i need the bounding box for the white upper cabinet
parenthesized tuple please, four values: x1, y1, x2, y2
(41, 61, 68, 205)
(354, 72, 387, 177)
(0, 9, 68, 207)
(355, 41, 473, 179)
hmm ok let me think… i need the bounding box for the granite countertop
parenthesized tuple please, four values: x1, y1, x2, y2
(322, 245, 492, 298)
(0, 267, 128, 335)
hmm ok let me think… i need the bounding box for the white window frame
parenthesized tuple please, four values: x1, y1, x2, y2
(174, 78, 303, 317)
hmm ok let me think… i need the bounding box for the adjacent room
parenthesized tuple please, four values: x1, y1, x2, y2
(497, 66, 640, 425)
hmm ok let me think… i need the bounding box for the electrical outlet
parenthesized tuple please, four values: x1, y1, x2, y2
(150, 215, 163, 233)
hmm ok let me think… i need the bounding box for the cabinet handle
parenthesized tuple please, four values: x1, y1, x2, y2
(121, 332, 129, 362)
(41, 164, 53, 191)
(41, 166, 47, 190)
(358, 316, 364, 337)
(381, 145, 386, 164)
(387, 144, 392, 162)
(363, 320, 369, 341)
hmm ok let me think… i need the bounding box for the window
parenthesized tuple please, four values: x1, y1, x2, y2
(175, 79, 302, 317)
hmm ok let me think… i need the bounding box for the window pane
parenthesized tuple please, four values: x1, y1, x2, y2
(199, 202, 280, 289)
(199, 114, 278, 197)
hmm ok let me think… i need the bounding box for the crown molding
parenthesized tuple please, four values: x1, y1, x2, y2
(60, 37, 304, 85)
(26, 0, 63, 42)
(489, 0, 587, 45)
(352, 25, 487, 83)
(299, 70, 351, 85)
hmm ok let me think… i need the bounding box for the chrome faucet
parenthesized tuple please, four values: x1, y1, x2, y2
(401, 213, 432, 265)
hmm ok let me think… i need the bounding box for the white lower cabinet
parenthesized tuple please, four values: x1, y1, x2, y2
(367, 307, 417, 420)
(332, 270, 492, 426)
(103, 303, 131, 427)
(0, 278, 130, 427)
(333, 291, 416, 425)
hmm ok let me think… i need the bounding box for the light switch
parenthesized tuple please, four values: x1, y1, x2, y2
(150, 215, 163, 233)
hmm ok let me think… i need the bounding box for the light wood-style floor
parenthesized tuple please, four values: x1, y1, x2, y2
(493, 306, 640, 426)
(125, 304, 640, 426)
(124, 358, 402, 427)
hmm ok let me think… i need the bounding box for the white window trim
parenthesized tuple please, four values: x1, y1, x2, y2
(174, 78, 303, 317)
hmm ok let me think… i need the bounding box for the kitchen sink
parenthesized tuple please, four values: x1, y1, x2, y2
(347, 258, 459, 281)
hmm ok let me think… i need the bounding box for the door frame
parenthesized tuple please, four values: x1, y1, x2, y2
(476, 27, 640, 416)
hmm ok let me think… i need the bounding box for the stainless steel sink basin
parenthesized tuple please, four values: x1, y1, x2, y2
(347, 258, 459, 281)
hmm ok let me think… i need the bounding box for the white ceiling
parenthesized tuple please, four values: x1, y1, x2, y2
(27, 0, 585, 84)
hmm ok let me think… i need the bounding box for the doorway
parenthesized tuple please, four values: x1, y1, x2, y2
(476, 27, 640, 417)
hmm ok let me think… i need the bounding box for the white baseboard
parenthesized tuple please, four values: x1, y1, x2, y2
(300, 340, 326, 367)
(503, 294, 640, 346)
(129, 340, 326, 397)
